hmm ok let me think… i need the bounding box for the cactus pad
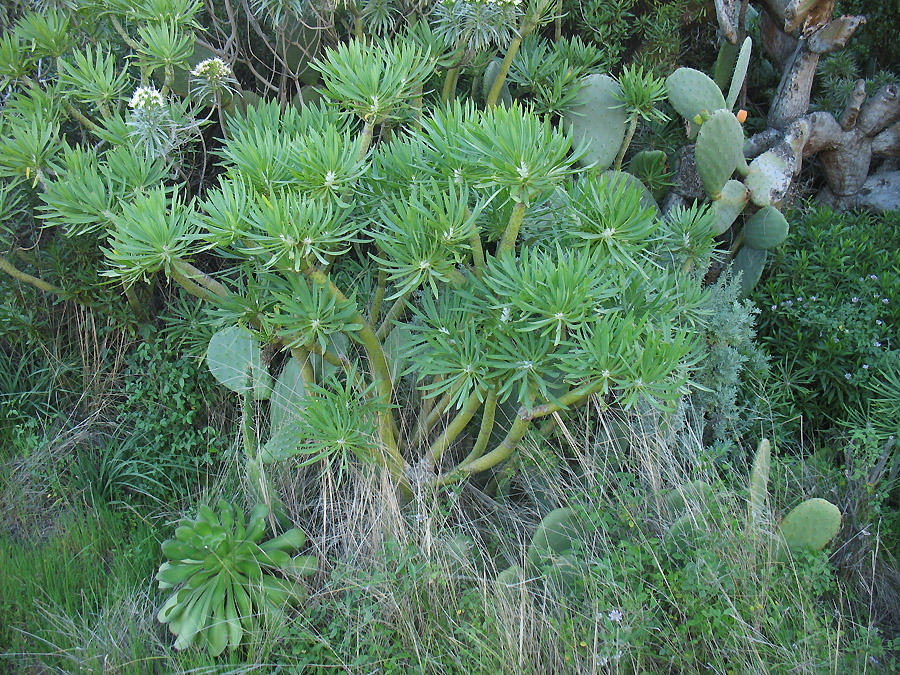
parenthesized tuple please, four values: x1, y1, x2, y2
(695, 109, 746, 198)
(662, 479, 715, 516)
(749, 439, 771, 524)
(745, 150, 791, 207)
(562, 74, 628, 171)
(206, 326, 270, 397)
(526, 507, 584, 568)
(743, 206, 790, 249)
(711, 179, 750, 234)
(664, 512, 703, 554)
(726, 37, 752, 112)
(732, 244, 768, 297)
(270, 357, 306, 437)
(779, 498, 842, 553)
(496, 564, 525, 589)
(666, 67, 727, 122)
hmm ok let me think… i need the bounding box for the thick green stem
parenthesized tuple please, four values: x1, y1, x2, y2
(375, 291, 411, 341)
(469, 230, 486, 273)
(302, 265, 407, 486)
(357, 120, 375, 160)
(370, 269, 387, 323)
(305, 341, 347, 371)
(427, 389, 484, 465)
(108, 15, 142, 52)
(289, 347, 316, 388)
(554, 0, 562, 41)
(486, 37, 521, 108)
(410, 385, 459, 450)
(460, 389, 497, 466)
(439, 415, 531, 485)
(499, 201, 527, 255)
(441, 65, 460, 102)
(122, 282, 147, 322)
(0, 253, 66, 295)
(614, 116, 638, 171)
(437, 386, 597, 484)
(170, 259, 229, 299)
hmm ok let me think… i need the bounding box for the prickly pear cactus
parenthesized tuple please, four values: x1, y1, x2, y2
(662, 479, 715, 516)
(206, 326, 271, 398)
(562, 74, 628, 171)
(665, 67, 727, 124)
(732, 245, 768, 298)
(725, 37, 752, 112)
(711, 180, 750, 235)
(778, 498, 842, 553)
(269, 357, 306, 436)
(526, 507, 584, 568)
(744, 150, 792, 207)
(749, 439, 771, 524)
(695, 109, 747, 198)
(664, 512, 704, 554)
(743, 206, 790, 249)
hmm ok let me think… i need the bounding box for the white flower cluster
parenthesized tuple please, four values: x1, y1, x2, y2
(129, 86, 165, 110)
(191, 57, 233, 83)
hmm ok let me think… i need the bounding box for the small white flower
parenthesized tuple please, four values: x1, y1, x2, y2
(811, 296, 817, 301)
(852, 297, 859, 303)
(608, 609, 623, 623)
(875, 341, 882, 347)
(191, 57, 232, 81)
(129, 86, 165, 109)
(882, 298, 889, 304)
(845, 373, 852, 380)
(876, 319, 884, 325)
(863, 364, 870, 370)
(771, 304, 778, 310)
(870, 274, 878, 280)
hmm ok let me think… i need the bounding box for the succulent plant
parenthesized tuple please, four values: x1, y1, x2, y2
(694, 109, 747, 198)
(496, 507, 587, 594)
(156, 500, 317, 655)
(205, 325, 271, 399)
(731, 245, 768, 298)
(749, 438, 771, 525)
(710, 180, 750, 235)
(665, 67, 727, 126)
(664, 438, 842, 560)
(743, 206, 790, 250)
(778, 498, 842, 554)
(562, 73, 628, 171)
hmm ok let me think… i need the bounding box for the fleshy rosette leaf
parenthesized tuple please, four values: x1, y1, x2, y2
(462, 102, 581, 204)
(272, 274, 362, 352)
(156, 500, 316, 656)
(103, 187, 202, 286)
(312, 38, 435, 125)
(371, 182, 478, 299)
(240, 192, 361, 270)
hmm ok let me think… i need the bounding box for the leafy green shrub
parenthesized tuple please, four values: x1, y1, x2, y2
(117, 341, 230, 478)
(754, 206, 900, 438)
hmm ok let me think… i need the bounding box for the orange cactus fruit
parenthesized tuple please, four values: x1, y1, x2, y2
(736, 109, 748, 124)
